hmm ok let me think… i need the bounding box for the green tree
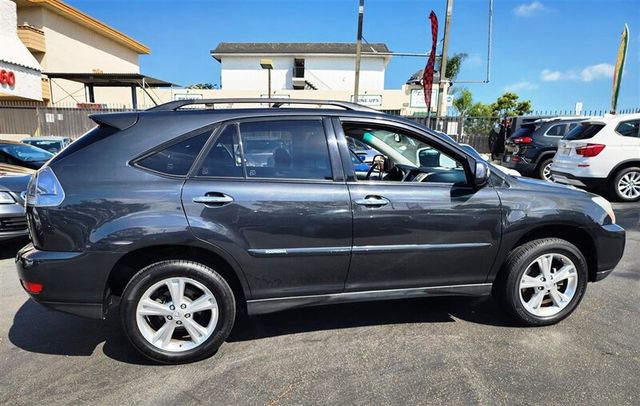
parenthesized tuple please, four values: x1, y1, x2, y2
(453, 88, 473, 115)
(444, 53, 468, 81)
(490, 92, 533, 117)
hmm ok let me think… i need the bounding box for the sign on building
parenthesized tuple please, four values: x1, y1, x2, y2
(350, 94, 382, 107)
(409, 88, 438, 109)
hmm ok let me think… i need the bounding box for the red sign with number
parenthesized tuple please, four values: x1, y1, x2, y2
(0, 70, 16, 87)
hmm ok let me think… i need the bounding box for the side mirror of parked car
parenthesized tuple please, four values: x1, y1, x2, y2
(474, 161, 491, 187)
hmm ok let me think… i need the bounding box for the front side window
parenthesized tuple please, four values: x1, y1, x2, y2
(343, 126, 467, 184)
(136, 131, 210, 176)
(240, 120, 332, 180)
(615, 120, 640, 138)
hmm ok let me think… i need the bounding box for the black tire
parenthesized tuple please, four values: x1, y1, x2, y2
(537, 158, 553, 181)
(609, 166, 640, 202)
(120, 260, 236, 364)
(493, 238, 588, 326)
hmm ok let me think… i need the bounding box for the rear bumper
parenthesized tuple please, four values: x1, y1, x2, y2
(15, 243, 118, 319)
(592, 223, 626, 281)
(501, 156, 537, 176)
(551, 170, 607, 190)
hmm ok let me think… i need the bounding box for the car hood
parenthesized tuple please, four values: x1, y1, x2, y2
(0, 163, 36, 176)
(513, 175, 591, 197)
(0, 174, 32, 193)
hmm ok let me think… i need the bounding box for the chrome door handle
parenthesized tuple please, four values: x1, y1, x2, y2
(193, 194, 234, 205)
(355, 196, 389, 207)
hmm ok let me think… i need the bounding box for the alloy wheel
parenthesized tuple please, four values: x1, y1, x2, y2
(542, 162, 553, 182)
(136, 277, 219, 352)
(518, 253, 578, 317)
(617, 171, 640, 199)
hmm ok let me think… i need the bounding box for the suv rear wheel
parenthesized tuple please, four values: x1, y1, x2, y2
(610, 166, 640, 202)
(537, 158, 554, 181)
(120, 260, 236, 364)
(494, 238, 588, 326)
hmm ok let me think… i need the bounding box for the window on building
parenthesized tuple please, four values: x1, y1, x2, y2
(136, 131, 210, 176)
(196, 125, 243, 177)
(240, 120, 332, 180)
(293, 58, 305, 78)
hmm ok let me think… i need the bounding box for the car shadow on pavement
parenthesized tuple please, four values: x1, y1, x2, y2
(9, 295, 519, 365)
(8, 299, 156, 365)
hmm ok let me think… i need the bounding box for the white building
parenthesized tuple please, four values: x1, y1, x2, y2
(211, 42, 391, 93)
(0, 0, 42, 101)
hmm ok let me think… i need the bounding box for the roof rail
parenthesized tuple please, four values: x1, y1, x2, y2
(146, 98, 379, 113)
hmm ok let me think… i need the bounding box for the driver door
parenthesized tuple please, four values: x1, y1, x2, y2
(334, 118, 502, 291)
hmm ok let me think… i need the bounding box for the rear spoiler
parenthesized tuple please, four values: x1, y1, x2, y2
(89, 112, 139, 131)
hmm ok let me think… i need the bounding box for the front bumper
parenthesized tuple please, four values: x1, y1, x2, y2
(592, 223, 626, 281)
(551, 170, 607, 190)
(15, 243, 119, 319)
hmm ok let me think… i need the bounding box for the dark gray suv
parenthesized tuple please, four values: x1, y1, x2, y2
(16, 99, 625, 364)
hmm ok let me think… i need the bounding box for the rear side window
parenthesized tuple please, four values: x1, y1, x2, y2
(197, 126, 243, 177)
(545, 124, 566, 137)
(137, 131, 210, 176)
(240, 120, 332, 180)
(564, 124, 605, 140)
(615, 120, 640, 138)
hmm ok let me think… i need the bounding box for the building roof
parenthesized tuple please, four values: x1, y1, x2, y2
(15, 0, 150, 54)
(44, 72, 175, 87)
(211, 42, 390, 61)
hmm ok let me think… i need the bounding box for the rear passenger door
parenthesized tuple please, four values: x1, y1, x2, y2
(181, 118, 352, 299)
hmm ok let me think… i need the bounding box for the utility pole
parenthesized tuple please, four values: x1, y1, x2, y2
(436, 0, 454, 121)
(353, 0, 364, 103)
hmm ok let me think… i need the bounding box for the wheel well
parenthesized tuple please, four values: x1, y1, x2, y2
(106, 245, 247, 312)
(607, 160, 640, 181)
(509, 225, 598, 281)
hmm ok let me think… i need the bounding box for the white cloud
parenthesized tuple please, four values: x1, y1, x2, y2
(513, 1, 546, 17)
(541, 69, 562, 81)
(580, 63, 615, 81)
(505, 81, 538, 91)
(540, 63, 615, 82)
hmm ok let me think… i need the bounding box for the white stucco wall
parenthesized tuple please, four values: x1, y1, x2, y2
(0, 0, 42, 100)
(220, 55, 386, 92)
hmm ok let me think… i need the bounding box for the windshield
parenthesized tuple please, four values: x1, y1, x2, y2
(0, 144, 54, 162)
(564, 123, 605, 140)
(24, 140, 63, 153)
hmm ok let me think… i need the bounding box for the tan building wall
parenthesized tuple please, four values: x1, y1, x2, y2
(15, 0, 148, 107)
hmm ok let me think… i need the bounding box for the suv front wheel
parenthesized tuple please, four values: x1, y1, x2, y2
(120, 260, 236, 364)
(494, 238, 588, 326)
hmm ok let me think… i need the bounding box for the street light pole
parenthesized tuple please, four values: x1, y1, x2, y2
(353, 0, 364, 103)
(436, 0, 454, 121)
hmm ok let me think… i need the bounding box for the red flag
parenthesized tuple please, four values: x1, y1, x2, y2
(422, 11, 438, 110)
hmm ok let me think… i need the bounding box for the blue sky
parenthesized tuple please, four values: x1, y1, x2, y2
(68, 0, 639, 112)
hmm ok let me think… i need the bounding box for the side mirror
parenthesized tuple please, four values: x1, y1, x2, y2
(474, 161, 490, 187)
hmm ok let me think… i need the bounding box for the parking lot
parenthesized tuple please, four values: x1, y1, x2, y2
(0, 202, 637, 405)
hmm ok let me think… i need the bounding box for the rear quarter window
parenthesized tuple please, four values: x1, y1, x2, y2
(615, 120, 640, 138)
(563, 123, 605, 140)
(136, 131, 211, 176)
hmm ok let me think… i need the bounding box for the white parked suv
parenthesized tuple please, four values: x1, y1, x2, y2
(551, 113, 640, 201)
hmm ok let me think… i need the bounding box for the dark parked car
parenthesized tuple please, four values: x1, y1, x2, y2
(0, 172, 32, 241)
(502, 118, 588, 180)
(0, 140, 54, 169)
(17, 99, 625, 364)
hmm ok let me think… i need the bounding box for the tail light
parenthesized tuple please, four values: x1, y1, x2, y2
(26, 167, 65, 207)
(21, 280, 43, 294)
(575, 144, 606, 157)
(512, 136, 533, 144)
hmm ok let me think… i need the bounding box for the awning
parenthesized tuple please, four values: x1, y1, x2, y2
(43, 72, 176, 87)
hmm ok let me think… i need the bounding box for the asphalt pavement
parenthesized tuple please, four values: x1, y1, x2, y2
(1, 203, 638, 405)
